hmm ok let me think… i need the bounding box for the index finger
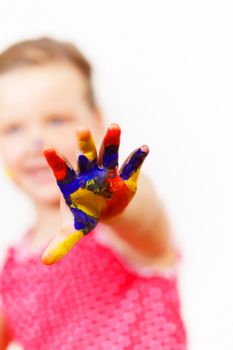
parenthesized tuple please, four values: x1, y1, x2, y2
(44, 148, 76, 183)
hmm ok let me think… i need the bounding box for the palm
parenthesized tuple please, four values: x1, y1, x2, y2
(41, 124, 148, 264)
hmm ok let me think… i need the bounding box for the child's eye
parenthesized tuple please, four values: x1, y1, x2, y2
(49, 118, 65, 125)
(3, 124, 22, 135)
(47, 115, 72, 126)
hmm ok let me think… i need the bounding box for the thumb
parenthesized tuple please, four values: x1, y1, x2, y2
(41, 196, 83, 265)
(41, 227, 84, 265)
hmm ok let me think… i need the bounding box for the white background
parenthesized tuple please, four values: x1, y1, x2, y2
(0, 1, 232, 349)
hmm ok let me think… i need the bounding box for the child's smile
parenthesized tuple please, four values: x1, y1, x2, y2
(0, 62, 102, 204)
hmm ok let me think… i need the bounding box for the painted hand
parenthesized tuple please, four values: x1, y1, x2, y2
(41, 124, 149, 264)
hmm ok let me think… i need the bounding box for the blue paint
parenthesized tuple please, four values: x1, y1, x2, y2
(121, 148, 146, 180)
(70, 207, 98, 233)
(103, 145, 119, 169)
(56, 166, 109, 235)
(78, 155, 96, 173)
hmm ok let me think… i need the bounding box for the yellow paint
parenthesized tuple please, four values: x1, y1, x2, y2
(124, 168, 140, 192)
(5, 166, 14, 179)
(78, 135, 97, 161)
(70, 187, 106, 218)
(42, 230, 84, 265)
(86, 178, 95, 187)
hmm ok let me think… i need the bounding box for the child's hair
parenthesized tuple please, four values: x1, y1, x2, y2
(0, 36, 97, 109)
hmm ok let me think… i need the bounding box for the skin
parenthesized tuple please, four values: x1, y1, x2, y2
(42, 124, 149, 264)
(0, 61, 176, 348)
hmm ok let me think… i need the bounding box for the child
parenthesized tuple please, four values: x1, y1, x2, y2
(0, 37, 187, 349)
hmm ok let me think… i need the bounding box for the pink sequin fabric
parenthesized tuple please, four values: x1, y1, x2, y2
(0, 227, 187, 350)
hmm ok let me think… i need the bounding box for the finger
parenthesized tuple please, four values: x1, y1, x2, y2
(120, 145, 149, 189)
(77, 154, 93, 173)
(41, 203, 98, 265)
(41, 227, 84, 265)
(76, 127, 97, 162)
(44, 148, 76, 183)
(76, 127, 97, 173)
(99, 123, 121, 170)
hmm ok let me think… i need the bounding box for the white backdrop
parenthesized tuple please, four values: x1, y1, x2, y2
(0, 1, 232, 349)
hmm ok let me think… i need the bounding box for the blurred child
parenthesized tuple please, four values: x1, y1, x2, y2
(0, 37, 187, 349)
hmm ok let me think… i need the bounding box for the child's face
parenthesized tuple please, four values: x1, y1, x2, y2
(0, 62, 103, 204)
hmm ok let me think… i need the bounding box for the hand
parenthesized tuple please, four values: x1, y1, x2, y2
(41, 124, 149, 264)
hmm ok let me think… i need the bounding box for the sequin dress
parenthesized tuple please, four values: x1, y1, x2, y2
(0, 225, 187, 350)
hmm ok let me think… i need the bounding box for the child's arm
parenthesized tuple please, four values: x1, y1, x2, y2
(0, 311, 11, 350)
(102, 173, 176, 266)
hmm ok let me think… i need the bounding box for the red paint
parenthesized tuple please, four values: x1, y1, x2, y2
(44, 149, 67, 180)
(103, 126, 121, 146)
(100, 174, 134, 219)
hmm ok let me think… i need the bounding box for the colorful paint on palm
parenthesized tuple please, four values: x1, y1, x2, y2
(43, 124, 149, 264)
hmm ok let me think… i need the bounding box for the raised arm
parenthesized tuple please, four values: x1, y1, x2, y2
(102, 173, 176, 266)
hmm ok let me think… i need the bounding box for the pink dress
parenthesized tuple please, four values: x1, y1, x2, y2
(0, 225, 187, 350)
